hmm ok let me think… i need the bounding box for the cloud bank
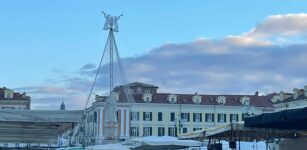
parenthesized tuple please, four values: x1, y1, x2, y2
(17, 13, 307, 109)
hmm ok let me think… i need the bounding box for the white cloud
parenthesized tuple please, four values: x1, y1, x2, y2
(244, 13, 307, 42)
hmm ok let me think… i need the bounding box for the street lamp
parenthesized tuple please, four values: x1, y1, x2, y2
(174, 118, 177, 136)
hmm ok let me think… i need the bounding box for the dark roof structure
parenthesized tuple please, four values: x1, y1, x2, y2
(244, 107, 307, 130)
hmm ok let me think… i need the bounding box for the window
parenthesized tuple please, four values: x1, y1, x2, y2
(129, 88, 134, 94)
(145, 89, 151, 94)
(193, 128, 202, 131)
(137, 87, 142, 94)
(230, 114, 239, 122)
(218, 114, 227, 123)
(131, 112, 139, 121)
(158, 127, 165, 136)
(158, 112, 163, 121)
(143, 112, 152, 121)
(145, 97, 150, 102)
(143, 127, 152, 136)
(170, 112, 175, 121)
(168, 94, 177, 103)
(243, 100, 250, 106)
(181, 113, 190, 122)
(193, 113, 202, 122)
(192, 95, 202, 104)
(130, 127, 139, 136)
(205, 113, 214, 122)
(168, 127, 177, 137)
(182, 127, 188, 134)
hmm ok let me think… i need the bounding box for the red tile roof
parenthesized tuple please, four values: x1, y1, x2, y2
(118, 92, 273, 107)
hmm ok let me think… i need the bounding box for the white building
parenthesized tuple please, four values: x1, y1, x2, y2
(271, 85, 307, 111)
(84, 82, 274, 145)
(0, 87, 31, 110)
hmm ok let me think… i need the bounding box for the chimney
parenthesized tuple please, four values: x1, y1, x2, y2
(254, 91, 259, 96)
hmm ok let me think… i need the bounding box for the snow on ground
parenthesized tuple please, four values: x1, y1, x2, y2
(130, 136, 203, 146)
(86, 143, 131, 150)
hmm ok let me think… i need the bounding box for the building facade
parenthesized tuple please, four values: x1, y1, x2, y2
(271, 85, 307, 111)
(0, 87, 31, 110)
(84, 82, 273, 145)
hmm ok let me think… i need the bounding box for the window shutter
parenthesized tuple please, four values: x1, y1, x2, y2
(150, 127, 152, 136)
(193, 113, 196, 122)
(171, 113, 175, 121)
(168, 128, 171, 136)
(212, 114, 215, 122)
(230, 114, 233, 122)
(200, 113, 202, 122)
(236, 114, 239, 122)
(143, 112, 145, 121)
(143, 127, 145, 136)
(218, 114, 220, 122)
(150, 112, 152, 121)
(175, 127, 177, 137)
(163, 128, 165, 136)
(205, 114, 208, 122)
(224, 114, 227, 122)
(187, 113, 190, 122)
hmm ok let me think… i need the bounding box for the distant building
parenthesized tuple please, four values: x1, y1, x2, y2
(60, 101, 66, 110)
(271, 85, 307, 111)
(84, 82, 274, 145)
(0, 87, 31, 110)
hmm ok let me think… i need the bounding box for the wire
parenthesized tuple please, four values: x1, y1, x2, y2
(83, 31, 110, 111)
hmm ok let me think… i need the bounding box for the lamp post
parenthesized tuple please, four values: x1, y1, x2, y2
(174, 118, 177, 136)
(178, 119, 182, 134)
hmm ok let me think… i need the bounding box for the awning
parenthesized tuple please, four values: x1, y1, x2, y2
(0, 109, 84, 144)
(244, 107, 307, 130)
(179, 123, 306, 141)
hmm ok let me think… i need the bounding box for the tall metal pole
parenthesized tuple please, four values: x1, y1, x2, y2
(110, 29, 114, 95)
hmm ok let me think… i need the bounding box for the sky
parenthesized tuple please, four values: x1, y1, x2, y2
(1, 0, 307, 109)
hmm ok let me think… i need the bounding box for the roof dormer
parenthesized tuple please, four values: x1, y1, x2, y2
(271, 95, 281, 103)
(240, 96, 250, 106)
(168, 94, 177, 103)
(216, 96, 226, 105)
(142, 93, 152, 103)
(192, 94, 202, 104)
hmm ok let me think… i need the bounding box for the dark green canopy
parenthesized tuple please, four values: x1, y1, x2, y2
(244, 107, 307, 130)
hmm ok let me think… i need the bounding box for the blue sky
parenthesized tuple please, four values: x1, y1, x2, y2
(1, 1, 307, 109)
